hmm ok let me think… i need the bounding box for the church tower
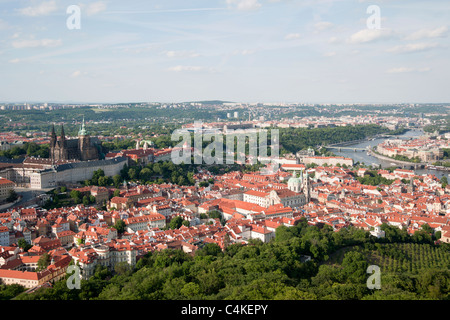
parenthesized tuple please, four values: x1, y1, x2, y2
(50, 124, 56, 146)
(50, 124, 57, 163)
(304, 170, 311, 203)
(407, 178, 415, 193)
(78, 116, 98, 161)
(58, 125, 68, 160)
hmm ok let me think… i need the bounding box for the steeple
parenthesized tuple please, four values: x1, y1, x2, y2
(304, 170, 311, 202)
(78, 116, 87, 136)
(50, 124, 56, 145)
(60, 125, 66, 141)
(50, 124, 56, 164)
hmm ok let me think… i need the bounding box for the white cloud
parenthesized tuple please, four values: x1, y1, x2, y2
(71, 71, 82, 78)
(70, 70, 89, 78)
(314, 21, 334, 32)
(12, 38, 62, 49)
(284, 33, 301, 40)
(386, 42, 438, 54)
(241, 49, 255, 55)
(405, 26, 448, 41)
(85, 2, 107, 16)
(348, 28, 394, 44)
(386, 67, 431, 74)
(231, 49, 256, 55)
(18, 1, 57, 17)
(226, 0, 262, 11)
(9, 58, 20, 64)
(168, 65, 206, 72)
(323, 51, 336, 57)
(328, 36, 340, 44)
(165, 50, 200, 58)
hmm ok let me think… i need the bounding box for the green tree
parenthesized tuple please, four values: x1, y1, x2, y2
(139, 168, 152, 182)
(113, 219, 126, 234)
(97, 176, 110, 187)
(0, 284, 26, 300)
(114, 262, 132, 276)
(128, 168, 137, 180)
(113, 175, 122, 188)
(82, 195, 90, 206)
(17, 238, 32, 252)
(113, 189, 121, 198)
(37, 253, 51, 271)
(70, 190, 82, 200)
(169, 216, 184, 230)
(440, 176, 448, 188)
(341, 251, 369, 283)
(182, 220, 190, 227)
(196, 243, 223, 257)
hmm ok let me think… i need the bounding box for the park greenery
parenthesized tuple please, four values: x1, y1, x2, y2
(0, 142, 49, 159)
(279, 124, 393, 155)
(82, 162, 262, 189)
(356, 170, 395, 186)
(43, 186, 96, 210)
(5, 221, 449, 301)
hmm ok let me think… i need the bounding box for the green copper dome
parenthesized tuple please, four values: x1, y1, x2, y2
(78, 116, 88, 136)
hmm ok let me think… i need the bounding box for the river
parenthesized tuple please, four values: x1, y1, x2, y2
(331, 129, 449, 179)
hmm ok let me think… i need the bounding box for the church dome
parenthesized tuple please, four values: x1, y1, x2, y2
(288, 172, 302, 185)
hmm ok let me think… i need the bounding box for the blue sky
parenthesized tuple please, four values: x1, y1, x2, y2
(0, 0, 449, 104)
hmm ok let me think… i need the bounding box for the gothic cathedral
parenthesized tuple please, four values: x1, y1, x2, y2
(50, 118, 100, 162)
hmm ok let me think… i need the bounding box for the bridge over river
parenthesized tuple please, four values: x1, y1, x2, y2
(325, 145, 370, 152)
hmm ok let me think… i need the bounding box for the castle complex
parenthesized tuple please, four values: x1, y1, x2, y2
(50, 118, 100, 162)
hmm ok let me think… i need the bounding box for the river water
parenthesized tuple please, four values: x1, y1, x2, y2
(331, 129, 449, 179)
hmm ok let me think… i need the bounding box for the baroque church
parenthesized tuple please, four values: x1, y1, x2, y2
(243, 169, 311, 209)
(49, 118, 100, 162)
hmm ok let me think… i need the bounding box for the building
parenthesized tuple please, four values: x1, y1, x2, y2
(0, 226, 9, 246)
(70, 242, 137, 280)
(243, 190, 270, 208)
(0, 255, 72, 289)
(124, 214, 166, 232)
(49, 119, 100, 162)
(28, 156, 128, 189)
(0, 177, 15, 201)
(90, 186, 110, 206)
(301, 156, 353, 167)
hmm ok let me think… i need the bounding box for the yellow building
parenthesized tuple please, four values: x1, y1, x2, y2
(0, 177, 15, 202)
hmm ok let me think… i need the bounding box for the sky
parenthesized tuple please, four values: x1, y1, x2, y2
(0, 0, 449, 104)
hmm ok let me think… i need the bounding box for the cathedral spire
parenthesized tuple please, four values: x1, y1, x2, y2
(78, 116, 87, 136)
(50, 124, 56, 144)
(60, 125, 66, 141)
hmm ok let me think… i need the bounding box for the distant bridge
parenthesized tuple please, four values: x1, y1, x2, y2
(324, 145, 371, 152)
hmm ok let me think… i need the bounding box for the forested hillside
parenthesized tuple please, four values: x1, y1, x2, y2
(8, 220, 449, 301)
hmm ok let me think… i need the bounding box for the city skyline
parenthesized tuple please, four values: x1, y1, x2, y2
(0, 0, 449, 104)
